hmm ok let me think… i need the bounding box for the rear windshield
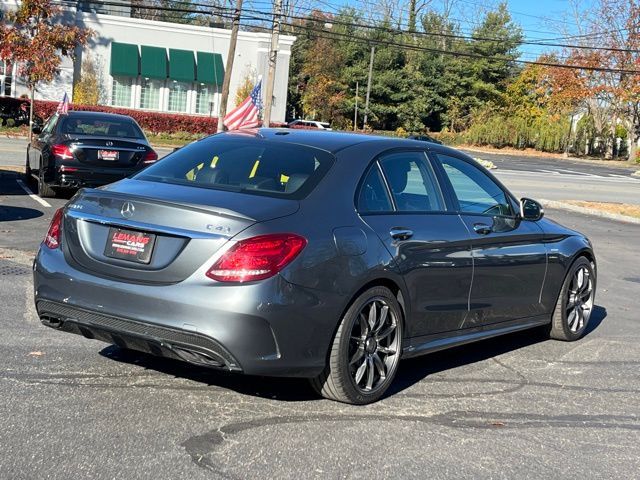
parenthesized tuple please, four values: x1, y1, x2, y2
(134, 135, 335, 199)
(59, 116, 144, 139)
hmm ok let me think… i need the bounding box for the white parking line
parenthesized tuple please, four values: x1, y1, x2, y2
(15, 179, 51, 208)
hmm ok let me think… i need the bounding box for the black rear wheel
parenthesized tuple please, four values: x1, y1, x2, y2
(37, 166, 56, 198)
(25, 153, 32, 182)
(310, 286, 403, 404)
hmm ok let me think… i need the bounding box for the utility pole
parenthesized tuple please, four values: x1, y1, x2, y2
(217, 0, 243, 133)
(363, 46, 375, 130)
(263, 0, 283, 127)
(564, 112, 575, 157)
(353, 81, 359, 131)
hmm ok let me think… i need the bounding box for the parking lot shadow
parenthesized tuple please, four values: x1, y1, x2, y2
(0, 205, 43, 221)
(98, 305, 607, 402)
(99, 345, 320, 401)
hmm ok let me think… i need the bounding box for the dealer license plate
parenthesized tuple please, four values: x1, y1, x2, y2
(104, 227, 156, 264)
(98, 150, 119, 161)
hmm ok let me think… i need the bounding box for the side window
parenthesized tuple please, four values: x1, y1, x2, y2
(379, 152, 444, 212)
(357, 166, 393, 213)
(438, 154, 512, 216)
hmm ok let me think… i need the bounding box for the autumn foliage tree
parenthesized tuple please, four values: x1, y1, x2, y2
(544, 0, 640, 162)
(0, 0, 92, 128)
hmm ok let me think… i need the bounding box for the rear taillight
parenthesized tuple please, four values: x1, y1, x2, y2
(51, 144, 73, 159)
(44, 208, 64, 249)
(142, 150, 158, 165)
(206, 233, 307, 282)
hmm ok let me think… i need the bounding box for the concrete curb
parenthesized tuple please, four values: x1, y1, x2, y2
(540, 199, 640, 225)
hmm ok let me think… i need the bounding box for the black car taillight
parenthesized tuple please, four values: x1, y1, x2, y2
(142, 150, 158, 165)
(44, 208, 64, 249)
(51, 144, 73, 159)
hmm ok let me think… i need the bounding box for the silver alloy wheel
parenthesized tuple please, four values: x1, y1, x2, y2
(348, 298, 400, 393)
(566, 265, 594, 333)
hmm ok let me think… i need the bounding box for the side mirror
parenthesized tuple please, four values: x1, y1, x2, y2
(520, 198, 544, 221)
(31, 125, 42, 135)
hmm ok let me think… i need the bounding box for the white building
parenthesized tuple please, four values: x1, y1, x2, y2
(0, 1, 295, 123)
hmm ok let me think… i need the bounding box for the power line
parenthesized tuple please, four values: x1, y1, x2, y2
(71, 0, 640, 74)
(145, 0, 640, 55)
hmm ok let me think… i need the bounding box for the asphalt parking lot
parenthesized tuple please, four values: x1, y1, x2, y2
(1, 153, 639, 478)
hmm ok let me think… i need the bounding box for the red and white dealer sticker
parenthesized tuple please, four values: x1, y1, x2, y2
(104, 227, 156, 264)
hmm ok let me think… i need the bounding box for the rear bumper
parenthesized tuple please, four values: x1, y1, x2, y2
(38, 300, 242, 370)
(55, 168, 137, 189)
(33, 245, 344, 377)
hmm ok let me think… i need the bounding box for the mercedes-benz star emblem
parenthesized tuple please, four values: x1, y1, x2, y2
(106, 141, 114, 147)
(120, 202, 135, 218)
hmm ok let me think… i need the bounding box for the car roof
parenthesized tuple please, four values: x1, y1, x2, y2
(221, 128, 463, 156)
(64, 110, 136, 121)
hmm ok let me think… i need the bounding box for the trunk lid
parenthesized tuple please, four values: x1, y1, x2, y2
(65, 135, 149, 167)
(61, 178, 299, 284)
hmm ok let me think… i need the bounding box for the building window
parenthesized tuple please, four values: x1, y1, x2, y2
(140, 78, 162, 110)
(168, 81, 189, 112)
(0, 60, 13, 96)
(196, 84, 216, 115)
(111, 76, 132, 107)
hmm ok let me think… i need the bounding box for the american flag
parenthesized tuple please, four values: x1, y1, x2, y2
(223, 79, 262, 130)
(56, 92, 69, 115)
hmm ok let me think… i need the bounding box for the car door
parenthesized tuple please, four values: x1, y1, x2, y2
(357, 150, 473, 337)
(30, 114, 58, 174)
(432, 152, 547, 326)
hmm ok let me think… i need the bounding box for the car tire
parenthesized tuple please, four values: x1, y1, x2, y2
(37, 167, 56, 198)
(548, 256, 596, 341)
(25, 153, 32, 182)
(310, 286, 403, 404)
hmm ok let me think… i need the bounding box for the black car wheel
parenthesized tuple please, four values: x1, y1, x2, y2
(549, 256, 596, 341)
(311, 286, 403, 404)
(37, 165, 56, 198)
(25, 153, 32, 182)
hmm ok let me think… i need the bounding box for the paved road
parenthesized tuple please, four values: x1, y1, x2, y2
(462, 150, 640, 206)
(1, 167, 639, 478)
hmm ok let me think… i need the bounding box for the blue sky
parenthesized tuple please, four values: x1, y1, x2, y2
(497, 0, 594, 58)
(318, 0, 596, 59)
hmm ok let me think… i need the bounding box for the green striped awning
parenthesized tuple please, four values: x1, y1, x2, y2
(169, 49, 196, 82)
(141, 45, 167, 80)
(196, 52, 224, 86)
(110, 42, 139, 76)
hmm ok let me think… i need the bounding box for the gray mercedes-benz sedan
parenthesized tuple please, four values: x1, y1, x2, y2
(34, 129, 596, 404)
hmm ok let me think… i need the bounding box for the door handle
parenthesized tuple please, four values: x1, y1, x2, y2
(390, 227, 413, 240)
(473, 223, 492, 235)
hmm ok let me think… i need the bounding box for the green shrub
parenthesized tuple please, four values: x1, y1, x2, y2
(464, 112, 569, 153)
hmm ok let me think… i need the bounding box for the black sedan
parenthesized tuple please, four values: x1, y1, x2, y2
(34, 129, 596, 404)
(26, 111, 158, 197)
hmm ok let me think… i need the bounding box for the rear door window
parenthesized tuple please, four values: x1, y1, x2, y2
(378, 151, 445, 212)
(357, 166, 393, 213)
(135, 136, 334, 199)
